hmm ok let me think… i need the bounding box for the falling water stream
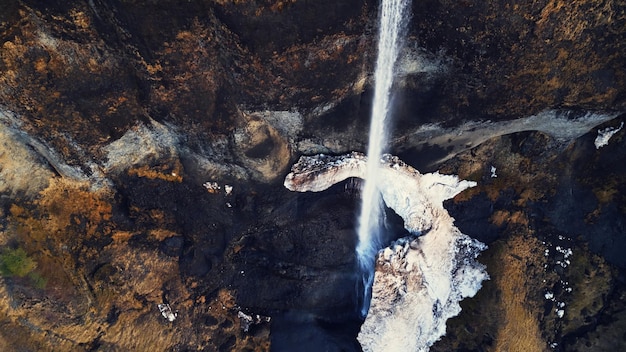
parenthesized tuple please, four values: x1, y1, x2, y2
(357, 0, 411, 317)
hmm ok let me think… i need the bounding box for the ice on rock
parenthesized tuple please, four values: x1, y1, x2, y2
(594, 122, 623, 149)
(203, 181, 220, 192)
(158, 304, 177, 322)
(556, 309, 565, 319)
(284, 152, 488, 352)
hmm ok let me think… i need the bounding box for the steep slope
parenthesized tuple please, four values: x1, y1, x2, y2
(0, 1, 624, 351)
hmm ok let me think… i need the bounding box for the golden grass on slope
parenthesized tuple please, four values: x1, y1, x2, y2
(4, 175, 271, 351)
(127, 158, 184, 183)
(35, 178, 113, 238)
(490, 210, 529, 228)
(490, 234, 549, 352)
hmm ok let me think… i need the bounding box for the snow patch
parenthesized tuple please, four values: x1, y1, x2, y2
(556, 309, 565, 319)
(237, 311, 271, 332)
(203, 181, 221, 193)
(594, 121, 623, 149)
(157, 303, 177, 322)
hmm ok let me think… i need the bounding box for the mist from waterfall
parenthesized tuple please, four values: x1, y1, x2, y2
(357, 0, 411, 317)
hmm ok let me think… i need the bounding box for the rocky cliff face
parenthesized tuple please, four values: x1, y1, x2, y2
(0, 0, 625, 351)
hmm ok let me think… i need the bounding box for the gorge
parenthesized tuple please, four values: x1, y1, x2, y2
(0, 1, 625, 351)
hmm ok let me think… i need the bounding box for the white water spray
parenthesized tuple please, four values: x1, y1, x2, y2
(357, 0, 411, 316)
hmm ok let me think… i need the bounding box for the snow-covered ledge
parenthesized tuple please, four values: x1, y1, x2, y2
(595, 121, 624, 149)
(285, 152, 488, 352)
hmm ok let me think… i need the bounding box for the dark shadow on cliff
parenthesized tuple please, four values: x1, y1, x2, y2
(545, 117, 626, 269)
(225, 181, 363, 350)
(226, 178, 410, 351)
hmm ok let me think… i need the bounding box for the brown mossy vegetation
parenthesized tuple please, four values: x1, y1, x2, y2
(433, 220, 616, 352)
(0, 5, 142, 161)
(435, 134, 561, 351)
(431, 230, 554, 352)
(561, 247, 615, 336)
(3, 179, 114, 343)
(437, 125, 626, 351)
(509, 0, 624, 110)
(449, 133, 558, 207)
(490, 233, 549, 352)
(490, 209, 529, 228)
(1, 175, 270, 351)
(127, 159, 184, 183)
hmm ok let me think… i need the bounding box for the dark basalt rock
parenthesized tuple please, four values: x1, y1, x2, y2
(545, 119, 626, 269)
(212, 0, 375, 57)
(160, 236, 184, 257)
(0, 0, 625, 351)
(445, 192, 501, 244)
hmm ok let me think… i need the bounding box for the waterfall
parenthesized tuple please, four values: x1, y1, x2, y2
(357, 0, 411, 316)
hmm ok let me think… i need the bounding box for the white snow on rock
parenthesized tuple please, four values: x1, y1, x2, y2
(237, 311, 271, 333)
(157, 303, 177, 322)
(395, 110, 620, 166)
(556, 309, 565, 319)
(284, 152, 488, 352)
(203, 181, 221, 192)
(594, 122, 623, 149)
(285, 152, 476, 235)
